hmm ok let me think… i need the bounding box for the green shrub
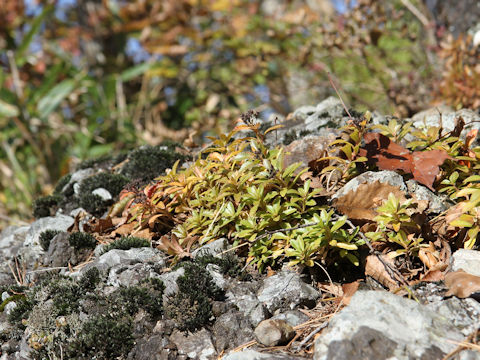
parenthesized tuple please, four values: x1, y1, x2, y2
(101, 236, 150, 254)
(32, 195, 62, 218)
(79, 172, 129, 216)
(68, 232, 97, 250)
(39, 229, 61, 251)
(120, 145, 189, 182)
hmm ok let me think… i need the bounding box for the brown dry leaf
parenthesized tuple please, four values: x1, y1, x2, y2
(132, 228, 155, 240)
(341, 280, 361, 305)
(420, 269, 445, 282)
(156, 234, 196, 259)
(317, 282, 343, 297)
(333, 180, 406, 221)
(83, 217, 113, 234)
(418, 242, 442, 269)
(360, 133, 450, 190)
(445, 270, 480, 298)
(365, 254, 399, 290)
(112, 222, 136, 237)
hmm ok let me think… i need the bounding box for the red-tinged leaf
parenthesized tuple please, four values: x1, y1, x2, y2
(360, 133, 450, 190)
(465, 128, 478, 148)
(411, 150, 451, 190)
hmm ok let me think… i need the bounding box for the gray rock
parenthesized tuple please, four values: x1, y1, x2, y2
(23, 215, 74, 248)
(92, 187, 112, 201)
(43, 232, 76, 267)
(313, 290, 480, 360)
(222, 349, 296, 360)
(257, 270, 320, 313)
(69, 168, 95, 195)
(127, 334, 172, 360)
(0, 225, 29, 259)
(206, 264, 227, 290)
(271, 310, 310, 327)
(77, 247, 165, 278)
(107, 262, 161, 287)
(192, 238, 229, 258)
(411, 107, 480, 144)
(226, 280, 268, 327)
(451, 249, 480, 276)
(170, 328, 216, 360)
(212, 310, 255, 352)
(405, 180, 450, 213)
(159, 267, 185, 303)
(254, 319, 295, 347)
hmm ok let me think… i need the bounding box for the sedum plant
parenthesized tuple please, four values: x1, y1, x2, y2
(127, 117, 362, 270)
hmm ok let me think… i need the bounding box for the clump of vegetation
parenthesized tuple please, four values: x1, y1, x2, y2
(78, 267, 101, 292)
(195, 253, 250, 280)
(69, 315, 134, 359)
(119, 145, 190, 183)
(165, 262, 224, 331)
(77, 153, 127, 171)
(68, 232, 97, 250)
(32, 194, 62, 218)
(38, 229, 61, 251)
(53, 174, 72, 195)
(79, 172, 129, 216)
(101, 236, 150, 254)
(127, 118, 363, 271)
(116, 281, 164, 318)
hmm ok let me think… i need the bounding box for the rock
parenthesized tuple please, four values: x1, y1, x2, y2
(69, 168, 96, 196)
(192, 238, 229, 258)
(170, 328, 216, 360)
(43, 232, 76, 267)
(222, 349, 296, 360)
(405, 180, 450, 213)
(411, 107, 480, 144)
(282, 134, 337, 170)
(225, 279, 269, 327)
(313, 290, 480, 360)
(254, 319, 295, 347)
(76, 247, 165, 278)
(212, 310, 255, 352)
(205, 264, 227, 290)
(450, 249, 480, 276)
(257, 270, 320, 313)
(23, 215, 74, 248)
(0, 225, 29, 283)
(107, 262, 161, 287)
(158, 267, 185, 303)
(271, 310, 310, 327)
(91, 187, 112, 201)
(127, 333, 172, 360)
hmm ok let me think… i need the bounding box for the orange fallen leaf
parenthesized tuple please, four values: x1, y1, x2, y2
(445, 270, 480, 298)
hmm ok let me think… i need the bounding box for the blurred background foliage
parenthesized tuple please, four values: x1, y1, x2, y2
(0, 0, 479, 227)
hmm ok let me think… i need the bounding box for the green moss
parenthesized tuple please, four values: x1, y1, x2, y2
(53, 174, 72, 195)
(120, 145, 189, 182)
(7, 296, 34, 328)
(32, 194, 62, 218)
(283, 130, 298, 145)
(165, 291, 212, 332)
(39, 229, 61, 251)
(79, 172, 129, 216)
(101, 236, 150, 254)
(117, 284, 163, 318)
(69, 314, 134, 359)
(77, 153, 127, 171)
(78, 267, 101, 292)
(68, 232, 97, 250)
(166, 262, 224, 331)
(48, 277, 82, 316)
(177, 262, 224, 301)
